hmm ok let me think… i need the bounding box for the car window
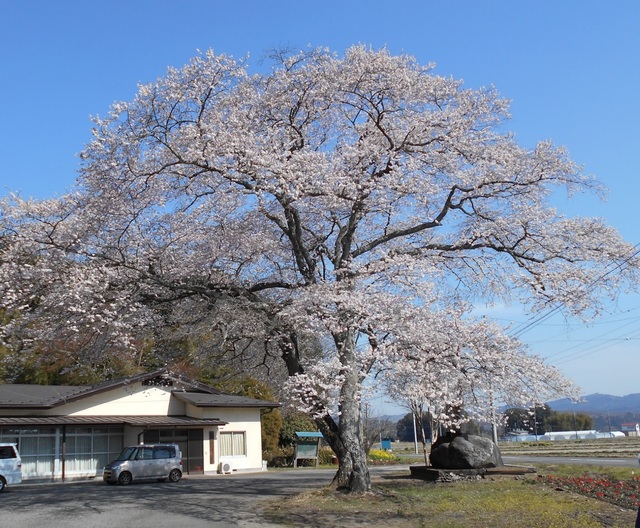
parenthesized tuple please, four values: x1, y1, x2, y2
(136, 447, 154, 460)
(153, 447, 173, 459)
(0, 446, 16, 459)
(115, 446, 138, 461)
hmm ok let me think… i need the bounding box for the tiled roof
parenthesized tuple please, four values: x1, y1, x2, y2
(172, 391, 280, 408)
(0, 384, 86, 408)
(0, 415, 227, 427)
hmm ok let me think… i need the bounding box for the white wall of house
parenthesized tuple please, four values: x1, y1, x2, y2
(211, 408, 263, 472)
(58, 384, 186, 416)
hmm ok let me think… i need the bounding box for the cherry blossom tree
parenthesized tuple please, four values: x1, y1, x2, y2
(381, 310, 581, 450)
(1, 46, 638, 492)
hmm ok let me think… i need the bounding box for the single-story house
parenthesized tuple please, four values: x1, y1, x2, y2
(0, 369, 279, 482)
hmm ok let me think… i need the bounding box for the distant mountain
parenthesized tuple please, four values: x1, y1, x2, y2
(548, 393, 640, 413)
(379, 414, 407, 423)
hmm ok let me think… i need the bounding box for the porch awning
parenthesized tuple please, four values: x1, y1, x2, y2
(0, 415, 227, 427)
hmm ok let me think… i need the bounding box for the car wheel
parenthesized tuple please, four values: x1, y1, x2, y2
(117, 472, 132, 486)
(0, 477, 5, 493)
(168, 469, 181, 483)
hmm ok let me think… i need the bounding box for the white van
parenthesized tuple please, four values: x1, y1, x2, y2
(0, 443, 22, 492)
(103, 444, 182, 486)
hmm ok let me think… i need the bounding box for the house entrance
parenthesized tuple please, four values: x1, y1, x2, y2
(143, 429, 204, 474)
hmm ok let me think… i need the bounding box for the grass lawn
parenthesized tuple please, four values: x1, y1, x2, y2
(262, 465, 639, 528)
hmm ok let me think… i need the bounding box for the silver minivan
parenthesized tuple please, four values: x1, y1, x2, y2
(0, 443, 22, 492)
(103, 444, 182, 486)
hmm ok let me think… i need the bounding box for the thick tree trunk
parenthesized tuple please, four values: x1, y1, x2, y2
(278, 329, 371, 492)
(333, 328, 371, 493)
(335, 384, 371, 491)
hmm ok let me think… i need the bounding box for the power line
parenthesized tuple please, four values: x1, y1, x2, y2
(509, 242, 640, 339)
(547, 316, 640, 362)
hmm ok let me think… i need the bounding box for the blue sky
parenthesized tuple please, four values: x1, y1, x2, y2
(1, 1, 639, 408)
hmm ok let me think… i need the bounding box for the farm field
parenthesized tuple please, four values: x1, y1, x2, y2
(498, 436, 640, 458)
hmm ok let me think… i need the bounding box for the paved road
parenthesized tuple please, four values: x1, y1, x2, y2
(504, 455, 640, 468)
(0, 469, 340, 528)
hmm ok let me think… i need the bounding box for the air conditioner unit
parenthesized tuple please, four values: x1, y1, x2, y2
(218, 461, 233, 474)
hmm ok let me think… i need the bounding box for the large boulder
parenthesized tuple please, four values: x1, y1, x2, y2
(429, 433, 504, 469)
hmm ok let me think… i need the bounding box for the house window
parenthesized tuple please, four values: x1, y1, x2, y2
(219, 432, 246, 457)
(0, 428, 56, 477)
(65, 426, 124, 473)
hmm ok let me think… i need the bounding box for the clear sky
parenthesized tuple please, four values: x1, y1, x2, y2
(1, 1, 639, 410)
